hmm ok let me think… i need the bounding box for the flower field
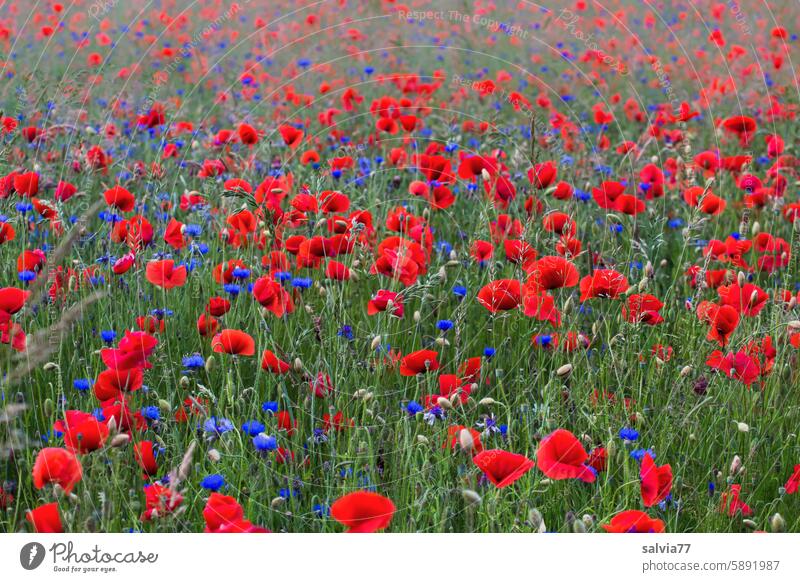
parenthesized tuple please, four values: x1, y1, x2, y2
(2, 0, 800, 534)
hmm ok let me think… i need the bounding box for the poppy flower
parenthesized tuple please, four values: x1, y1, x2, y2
(203, 493, 245, 532)
(623, 294, 664, 325)
(141, 483, 184, 521)
(94, 367, 144, 400)
(32, 448, 83, 494)
(718, 282, 769, 317)
(602, 510, 665, 533)
(473, 449, 534, 488)
(26, 503, 64, 533)
(706, 350, 760, 386)
(100, 331, 158, 371)
(477, 279, 522, 312)
(526, 256, 580, 289)
(103, 185, 136, 212)
(640, 453, 672, 507)
(399, 349, 440, 376)
(444, 425, 484, 454)
(696, 302, 739, 346)
(133, 441, 159, 476)
(145, 260, 187, 289)
(13, 171, 39, 197)
(197, 314, 219, 337)
(0, 287, 29, 319)
(536, 429, 596, 483)
(252, 276, 294, 317)
(720, 484, 752, 517)
(261, 349, 291, 374)
(367, 289, 403, 319)
(212, 330, 255, 356)
(784, 464, 800, 495)
(54, 411, 109, 454)
(330, 491, 396, 533)
(579, 269, 629, 301)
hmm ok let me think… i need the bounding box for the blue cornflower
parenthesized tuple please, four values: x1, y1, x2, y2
(292, 277, 313, 289)
(200, 474, 225, 491)
(436, 319, 454, 332)
(262, 401, 279, 414)
(453, 285, 467, 298)
(253, 433, 277, 451)
(181, 354, 205, 370)
(203, 417, 234, 435)
(241, 420, 266, 436)
(630, 448, 655, 462)
(337, 325, 354, 340)
(101, 330, 116, 343)
(141, 406, 160, 421)
(223, 283, 240, 295)
(273, 271, 293, 282)
(483, 347, 496, 358)
(619, 427, 639, 441)
(73, 379, 92, 392)
(405, 401, 424, 415)
(19, 270, 37, 282)
(231, 267, 250, 279)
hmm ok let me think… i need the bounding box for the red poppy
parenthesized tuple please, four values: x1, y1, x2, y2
(525, 256, 580, 289)
(697, 301, 739, 346)
(579, 269, 629, 301)
(54, 411, 109, 454)
(536, 428, 596, 482)
(720, 484, 752, 517)
(212, 330, 255, 356)
(0, 287, 29, 319)
(100, 331, 158, 371)
(640, 453, 672, 507)
(103, 185, 136, 212)
(477, 279, 522, 312)
(13, 171, 39, 197)
(784, 464, 800, 495)
(261, 349, 291, 374)
(32, 448, 83, 494)
(444, 425, 484, 454)
(367, 289, 404, 318)
(197, 314, 219, 337)
(252, 276, 294, 317)
(133, 441, 159, 476)
(94, 367, 144, 400)
(145, 260, 187, 289)
(26, 503, 64, 533)
(717, 282, 769, 317)
(140, 483, 184, 521)
(473, 449, 534, 488)
(330, 491, 396, 533)
(623, 294, 664, 325)
(399, 349, 440, 376)
(706, 350, 760, 386)
(602, 510, 665, 533)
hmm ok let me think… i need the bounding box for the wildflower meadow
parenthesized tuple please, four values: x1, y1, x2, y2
(1, 0, 800, 536)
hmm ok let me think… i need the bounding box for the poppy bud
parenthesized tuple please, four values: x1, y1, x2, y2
(582, 514, 594, 529)
(446, 260, 460, 268)
(788, 320, 800, 331)
(370, 336, 382, 350)
(179, 376, 190, 388)
(751, 221, 760, 235)
(562, 296, 573, 314)
(729, 455, 742, 476)
(434, 337, 449, 346)
(458, 428, 474, 452)
(660, 259, 668, 268)
(158, 400, 171, 413)
(528, 508, 546, 533)
(462, 489, 481, 505)
(204, 355, 215, 373)
(449, 251, 457, 261)
(436, 397, 453, 410)
(413, 311, 421, 323)
(736, 422, 749, 433)
(481, 168, 491, 181)
(304, 305, 314, 314)
(556, 364, 572, 377)
(416, 435, 429, 444)
(110, 433, 130, 448)
(572, 519, 587, 533)
(271, 497, 285, 508)
(789, 297, 798, 310)
(680, 365, 692, 377)
(644, 261, 654, 278)
(43, 362, 59, 371)
(742, 519, 757, 530)
(293, 358, 303, 371)
(770, 513, 786, 533)
(737, 271, 746, 287)
(43, 398, 54, 417)
(207, 449, 221, 462)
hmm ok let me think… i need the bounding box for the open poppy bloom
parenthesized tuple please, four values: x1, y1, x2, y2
(32, 448, 83, 494)
(477, 279, 522, 312)
(330, 491, 395, 533)
(27, 503, 64, 533)
(640, 453, 672, 507)
(602, 510, 665, 533)
(261, 349, 291, 374)
(103, 185, 136, 212)
(145, 260, 187, 289)
(399, 349, 440, 376)
(536, 429, 596, 483)
(54, 411, 110, 454)
(579, 269, 629, 301)
(212, 329, 255, 356)
(473, 449, 534, 488)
